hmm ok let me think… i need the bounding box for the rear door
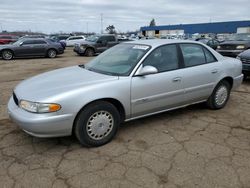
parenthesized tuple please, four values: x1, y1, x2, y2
(179, 43, 220, 103)
(32, 40, 48, 55)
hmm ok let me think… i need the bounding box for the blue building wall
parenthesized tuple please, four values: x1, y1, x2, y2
(140, 21, 250, 34)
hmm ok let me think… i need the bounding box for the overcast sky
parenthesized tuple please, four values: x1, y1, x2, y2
(0, 0, 249, 34)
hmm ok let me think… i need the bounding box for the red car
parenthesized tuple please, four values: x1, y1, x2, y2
(0, 35, 19, 45)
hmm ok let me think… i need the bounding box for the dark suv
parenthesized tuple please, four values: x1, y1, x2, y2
(74, 34, 119, 56)
(216, 34, 250, 57)
(237, 49, 250, 80)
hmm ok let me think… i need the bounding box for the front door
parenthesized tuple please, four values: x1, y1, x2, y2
(131, 44, 186, 117)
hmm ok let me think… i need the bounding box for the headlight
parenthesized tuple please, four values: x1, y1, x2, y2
(19, 100, 61, 113)
(217, 46, 221, 49)
(236, 45, 245, 49)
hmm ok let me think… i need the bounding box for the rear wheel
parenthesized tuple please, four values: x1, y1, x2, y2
(74, 101, 120, 147)
(2, 50, 13, 60)
(85, 48, 94, 57)
(47, 49, 57, 58)
(207, 80, 231, 109)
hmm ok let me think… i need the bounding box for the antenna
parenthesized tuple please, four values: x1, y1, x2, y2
(101, 13, 103, 34)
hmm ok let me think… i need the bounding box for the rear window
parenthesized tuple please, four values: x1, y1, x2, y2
(180, 44, 206, 67)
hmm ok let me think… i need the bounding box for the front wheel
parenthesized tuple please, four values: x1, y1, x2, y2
(207, 80, 231, 109)
(85, 48, 94, 57)
(74, 101, 120, 147)
(2, 50, 13, 60)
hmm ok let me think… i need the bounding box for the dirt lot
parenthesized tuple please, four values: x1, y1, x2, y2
(0, 48, 250, 188)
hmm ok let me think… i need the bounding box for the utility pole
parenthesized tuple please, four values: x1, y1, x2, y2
(101, 13, 103, 34)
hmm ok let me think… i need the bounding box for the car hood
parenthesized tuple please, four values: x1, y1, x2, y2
(220, 41, 250, 45)
(0, 44, 15, 49)
(239, 49, 250, 58)
(15, 66, 118, 102)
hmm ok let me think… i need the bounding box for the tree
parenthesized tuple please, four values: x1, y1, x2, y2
(105, 25, 116, 34)
(149, 19, 156, 26)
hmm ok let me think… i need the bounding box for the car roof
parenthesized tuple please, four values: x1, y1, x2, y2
(125, 39, 203, 48)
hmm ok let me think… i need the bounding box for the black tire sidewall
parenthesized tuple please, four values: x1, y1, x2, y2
(75, 102, 120, 147)
(2, 50, 13, 60)
(85, 48, 94, 57)
(210, 81, 231, 109)
(47, 49, 57, 58)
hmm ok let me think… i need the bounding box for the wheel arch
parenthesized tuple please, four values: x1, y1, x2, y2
(85, 46, 95, 53)
(72, 98, 126, 134)
(0, 49, 15, 58)
(47, 48, 58, 54)
(219, 76, 233, 89)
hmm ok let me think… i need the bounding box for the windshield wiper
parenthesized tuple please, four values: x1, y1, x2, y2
(86, 67, 120, 76)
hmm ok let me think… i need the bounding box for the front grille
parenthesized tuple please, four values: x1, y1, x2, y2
(13, 92, 19, 106)
(241, 58, 250, 64)
(220, 45, 236, 50)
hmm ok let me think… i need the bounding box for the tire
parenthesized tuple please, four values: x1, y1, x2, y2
(206, 80, 231, 109)
(47, 49, 57, 58)
(2, 50, 13, 60)
(74, 101, 120, 147)
(85, 48, 94, 57)
(243, 74, 248, 81)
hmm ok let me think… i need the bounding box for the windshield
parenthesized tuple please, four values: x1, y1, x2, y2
(86, 35, 99, 42)
(228, 34, 250, 41)
(85, 43, 151, 76)
(12, 39, 24, 45)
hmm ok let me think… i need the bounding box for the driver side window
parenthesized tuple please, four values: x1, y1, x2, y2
(143, 44, 179, 73)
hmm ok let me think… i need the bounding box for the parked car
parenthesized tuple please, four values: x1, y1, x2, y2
(216, 33, 250, 57)
(19, 35, 46, 39)
(50, 35, 70, 41)
(8, 40, 243, 146)
(237, 49, 250, 80)
(65, 36, 86, 47)
(0, 35, 19, 45)
(0, 38, 64, 60)
(196, 38, 220, 50)
(74, 34, 119, 56)
(46, 38, 66, 50)
(49, 35, 70, 49)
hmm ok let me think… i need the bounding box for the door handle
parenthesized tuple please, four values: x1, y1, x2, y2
(172, 77, 182, 82)
(211, 69, 218, 74)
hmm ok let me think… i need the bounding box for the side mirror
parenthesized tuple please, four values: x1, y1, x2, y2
(135, 65, 158, 76)
(19, 42, 23, 46)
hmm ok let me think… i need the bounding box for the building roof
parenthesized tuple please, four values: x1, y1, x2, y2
(141, 20, 250, 34)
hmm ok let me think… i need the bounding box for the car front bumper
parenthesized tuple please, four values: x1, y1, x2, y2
(216, 49, 244, 57)
(232, 74, 244, 90)
(7, 97, 74, 138)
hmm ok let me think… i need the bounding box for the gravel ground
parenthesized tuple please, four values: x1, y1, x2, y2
(0, 48, 250, 188)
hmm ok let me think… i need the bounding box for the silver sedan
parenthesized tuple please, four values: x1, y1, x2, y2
(8, 40, 243, 146)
